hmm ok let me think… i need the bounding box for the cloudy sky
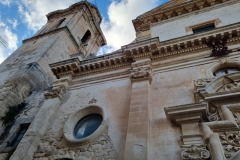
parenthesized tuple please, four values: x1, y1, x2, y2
(0, 0, 168, 63)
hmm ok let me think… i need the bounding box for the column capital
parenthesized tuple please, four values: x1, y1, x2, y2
(130, 66, 154, 83)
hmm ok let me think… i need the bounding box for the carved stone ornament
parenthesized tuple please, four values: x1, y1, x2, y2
(220, 132, 240, 158)
(207, 105, 220, 122)
(89, 98, 97, 104)
(194, 78, 215, 88)
(206, 36, 230, 57)
(218, 57, 228, 64)
(181, 145, 210, 160)
(44, 85, 67, 99)
(233, 112, 240, 126)
(217, 82, 240, 92)
(130, 66, 153, 82)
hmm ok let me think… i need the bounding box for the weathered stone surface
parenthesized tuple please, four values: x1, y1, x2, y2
(1, 0, 240, 160)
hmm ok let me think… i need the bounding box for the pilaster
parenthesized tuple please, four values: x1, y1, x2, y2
(124, 58, 153, 160)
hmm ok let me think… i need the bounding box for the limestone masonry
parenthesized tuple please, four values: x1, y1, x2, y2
(0, 0, 240, 159)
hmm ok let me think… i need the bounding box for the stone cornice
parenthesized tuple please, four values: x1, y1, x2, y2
(46, 1, 102, 24)
(22, 27, 80, 51)
(133, 0, 235, 33)
(70, 70, 130, 89)
(152, 24, 240, 60)
(123, 23, 240, 61)
(164, 102, 207, 124)
(50, 54, 133, 79)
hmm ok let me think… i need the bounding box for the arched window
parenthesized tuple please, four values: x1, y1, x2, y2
(48, 18, 66, 32)
(214, 67, 240, 77)
(81, 30, 91, 46)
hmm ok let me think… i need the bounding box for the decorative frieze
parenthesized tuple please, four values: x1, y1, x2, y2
(181, 145, 210, 160)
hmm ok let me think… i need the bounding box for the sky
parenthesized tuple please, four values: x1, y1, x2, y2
(0, 0, 168, 63)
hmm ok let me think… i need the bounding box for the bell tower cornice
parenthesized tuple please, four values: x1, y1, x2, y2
(46, 1, 102, 24)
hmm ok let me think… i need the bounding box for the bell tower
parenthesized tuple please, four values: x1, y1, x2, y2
(0, 1, 106, 85)
(34, 1, 106, 58)
(0, 1, 106, 137)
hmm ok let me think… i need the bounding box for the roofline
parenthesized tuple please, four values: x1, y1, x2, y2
(46, 1, 102, 23)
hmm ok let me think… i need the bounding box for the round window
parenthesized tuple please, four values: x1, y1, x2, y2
(74, 114, 103, 139)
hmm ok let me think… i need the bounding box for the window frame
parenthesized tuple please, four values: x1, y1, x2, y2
(185, 18, 221, 34)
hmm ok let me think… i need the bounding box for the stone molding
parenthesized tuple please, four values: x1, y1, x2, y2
(50, 54, 132, 79)
(63, 105, 108, 147)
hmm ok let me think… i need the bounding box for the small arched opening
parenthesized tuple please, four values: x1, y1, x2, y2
(81, 30, 91, 46)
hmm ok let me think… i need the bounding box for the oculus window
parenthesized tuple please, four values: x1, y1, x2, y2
(214, 67, 239, 77)
(74, 114, 102, 139)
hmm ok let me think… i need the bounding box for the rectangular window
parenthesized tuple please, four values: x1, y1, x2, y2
(9, 125, 29, 147)
(192, 24, 215, 34)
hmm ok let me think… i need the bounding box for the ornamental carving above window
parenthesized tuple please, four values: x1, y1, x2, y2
(206, 36, 230, 57)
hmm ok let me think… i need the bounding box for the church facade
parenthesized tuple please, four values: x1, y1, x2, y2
(0, 0, 240, 159)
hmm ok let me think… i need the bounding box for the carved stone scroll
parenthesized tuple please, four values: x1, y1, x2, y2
(181, 145, 210, 160)
(194, 78, 215, 88)
(207, 105, 220, 122)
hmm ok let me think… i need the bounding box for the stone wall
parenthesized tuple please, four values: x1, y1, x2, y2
(151, 2, 240, 41)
